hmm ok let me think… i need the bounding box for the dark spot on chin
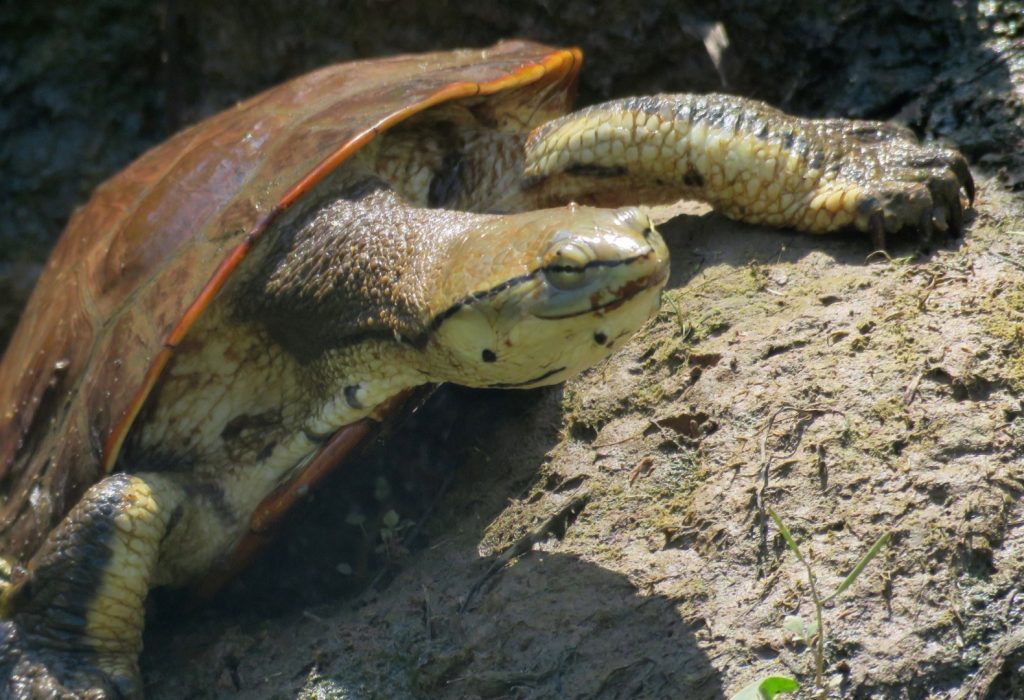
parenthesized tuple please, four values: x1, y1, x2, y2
(482, 349, 497, 363)
(642, 227, 653, 239)
(594, 332, 608, 345)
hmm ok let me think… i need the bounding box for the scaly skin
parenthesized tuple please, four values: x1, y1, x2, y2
(0, 78, 971, 697)
(0, 474, 183, 698)
(519, 94, 973, 247)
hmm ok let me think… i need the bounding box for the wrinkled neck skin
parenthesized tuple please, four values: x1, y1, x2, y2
(223, 173, 504, 460)
(236, 176, 493, 363)
(227, 109, 668, 449)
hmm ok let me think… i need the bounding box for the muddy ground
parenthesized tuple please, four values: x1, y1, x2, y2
(141, 188, 1024, 700)
(3, 2, 1024, 699)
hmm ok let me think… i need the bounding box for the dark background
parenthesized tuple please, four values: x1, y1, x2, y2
(1, 0, 1019, 264)
(3, 1, 1021, 348)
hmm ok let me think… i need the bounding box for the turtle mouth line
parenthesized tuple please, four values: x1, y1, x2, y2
(532, 263, 669, 320)
(487, 366, 567, 388)
(429, 250, 659, 330)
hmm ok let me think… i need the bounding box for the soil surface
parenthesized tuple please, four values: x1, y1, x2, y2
(142, 188, 1024, 700)
(3, 2, 1024, 699)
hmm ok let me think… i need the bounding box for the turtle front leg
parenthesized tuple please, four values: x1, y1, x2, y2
(517, 94, 973, 247)
(0, 473, 185, 699)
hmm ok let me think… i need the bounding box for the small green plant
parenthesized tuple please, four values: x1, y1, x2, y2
(729, 675, 800, 699)
(664, 294, 693, 339)
(767, 507, 892, 698)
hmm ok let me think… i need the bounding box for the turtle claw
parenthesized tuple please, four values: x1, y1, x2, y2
(848, 147, 972, 246)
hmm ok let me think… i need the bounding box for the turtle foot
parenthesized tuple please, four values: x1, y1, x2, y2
(0, 620, 141, 700)
(518, 93, 973, 247)
(825, 121, 975, 249)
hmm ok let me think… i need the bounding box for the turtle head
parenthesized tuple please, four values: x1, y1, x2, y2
(418, 206, 669, 388)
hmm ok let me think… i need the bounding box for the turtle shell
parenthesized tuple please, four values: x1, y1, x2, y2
(0, 40, 581, 562)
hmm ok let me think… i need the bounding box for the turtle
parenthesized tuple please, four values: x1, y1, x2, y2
(0, 40, 972, 698)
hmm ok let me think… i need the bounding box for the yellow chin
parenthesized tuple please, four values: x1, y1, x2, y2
(423, 281, 664, 389)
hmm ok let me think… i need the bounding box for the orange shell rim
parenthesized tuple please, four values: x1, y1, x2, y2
(101, 46, 583, 471)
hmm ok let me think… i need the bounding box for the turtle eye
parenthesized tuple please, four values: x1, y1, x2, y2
(544, 265, 588, 290)
(543, 241, 593, 290)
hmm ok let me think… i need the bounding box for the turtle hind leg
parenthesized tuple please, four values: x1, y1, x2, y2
(0, 472, 185, 699)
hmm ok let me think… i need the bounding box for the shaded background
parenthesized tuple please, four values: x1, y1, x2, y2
(3, 2, 1024, 697)
(2, 1, 1022, 349)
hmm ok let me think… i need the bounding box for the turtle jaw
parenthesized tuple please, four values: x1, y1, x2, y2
(420, 206, 670, 389)
(495, 274, 667, 390)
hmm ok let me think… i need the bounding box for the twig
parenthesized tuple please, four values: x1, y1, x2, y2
(756, 405, 849, 565)
(768, 508, 826, 692)
(989, 250, 1024, 272)
(460, 493, 590, 612)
